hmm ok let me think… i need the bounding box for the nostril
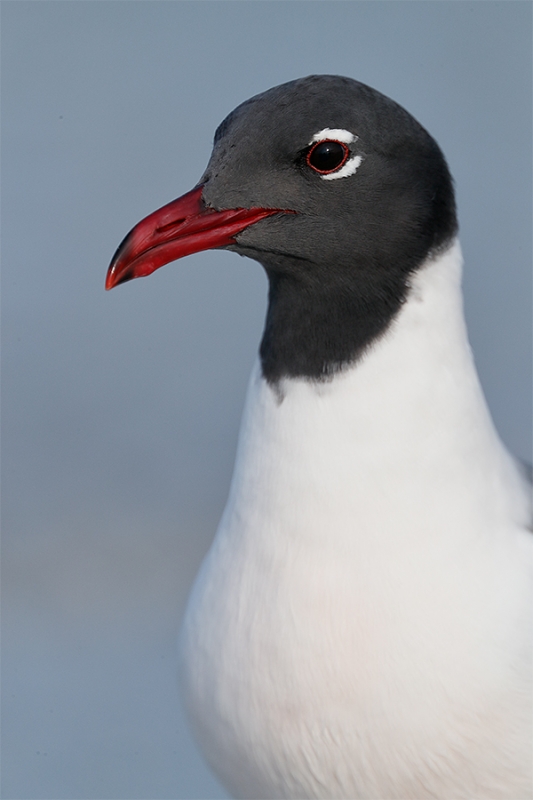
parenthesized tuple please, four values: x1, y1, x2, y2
(156, 218, 188, 234)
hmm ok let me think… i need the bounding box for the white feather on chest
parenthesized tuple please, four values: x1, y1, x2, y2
(179, 241, 532, 799)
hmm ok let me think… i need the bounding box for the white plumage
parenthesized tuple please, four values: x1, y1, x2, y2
(179, 241, 532, 799)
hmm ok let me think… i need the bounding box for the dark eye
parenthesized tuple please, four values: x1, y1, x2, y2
(306, 140, 349, 174)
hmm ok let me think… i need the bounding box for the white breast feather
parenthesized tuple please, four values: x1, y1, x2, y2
(179, 240, 532, 800)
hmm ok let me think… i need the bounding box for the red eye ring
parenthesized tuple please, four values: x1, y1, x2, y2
(306, 140, 350, 174)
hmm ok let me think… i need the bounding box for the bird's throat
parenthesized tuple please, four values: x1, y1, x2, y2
(259, 268, 409, 383)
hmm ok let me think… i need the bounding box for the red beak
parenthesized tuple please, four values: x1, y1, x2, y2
(106, 185, 286, 290)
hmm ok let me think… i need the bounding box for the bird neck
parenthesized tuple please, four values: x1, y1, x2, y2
(259, 259, 408, 384)
(229, 239, 525, 553)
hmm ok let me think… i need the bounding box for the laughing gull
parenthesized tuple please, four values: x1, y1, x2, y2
(107, 76, 532, 799)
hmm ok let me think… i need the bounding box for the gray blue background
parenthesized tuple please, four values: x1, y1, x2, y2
(2, 2, 531, 798)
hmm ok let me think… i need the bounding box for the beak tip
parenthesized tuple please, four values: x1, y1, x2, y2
(105, 269, 116, 291)
(105, 268, 131, 290)
(105, 259, 133, 290)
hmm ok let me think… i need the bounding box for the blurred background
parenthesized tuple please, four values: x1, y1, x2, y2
(2, 2, 531, 798)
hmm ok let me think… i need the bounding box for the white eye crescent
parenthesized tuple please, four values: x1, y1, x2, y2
(308, 128, 363, 181)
